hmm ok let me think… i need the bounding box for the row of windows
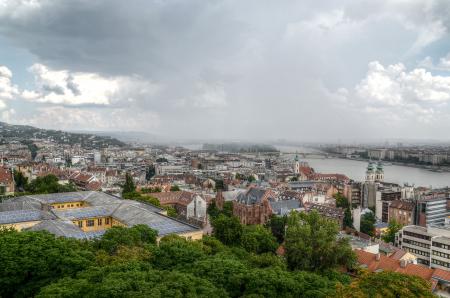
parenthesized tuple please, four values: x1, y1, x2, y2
(77, 217, 110, 228)
(403, 231, 431, 241)
(432, 250, 450, 259)
(55, 203, 82, 209)
(433, 242, 450, 250)
(405, 247, 430, 257)
(432, 259, 450, 268)
(417, 259, 430, 266)
(403, 239, 430, 249)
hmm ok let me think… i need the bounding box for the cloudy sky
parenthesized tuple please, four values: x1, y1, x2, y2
(1, 0, 450, 141)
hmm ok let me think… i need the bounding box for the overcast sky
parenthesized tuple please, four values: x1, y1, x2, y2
(1, 0, 450, 141)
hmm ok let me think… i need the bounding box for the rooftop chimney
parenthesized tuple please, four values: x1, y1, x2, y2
(400, 259, 407, 268)
(375, 253, 381, 261)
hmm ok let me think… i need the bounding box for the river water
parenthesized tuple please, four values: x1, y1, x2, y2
(275, 145, 450, 188)
(297, 157, 450, 188)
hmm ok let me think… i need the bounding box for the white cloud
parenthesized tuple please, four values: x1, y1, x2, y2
(420, 53, 450, 71)
(357, 61, 450, 104)
(22, 63, 159, 106)
(341, 61, 450, 122)
(193, 82, 227, 108)
(16, 106, 160, 131)
(0, 65, 18, 105)
(439, 54, 450, 70)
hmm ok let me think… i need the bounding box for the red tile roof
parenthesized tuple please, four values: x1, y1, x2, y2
(0, 167, 13, 184)
(355, 250, 448, 287)
(148, 191, 201, 206)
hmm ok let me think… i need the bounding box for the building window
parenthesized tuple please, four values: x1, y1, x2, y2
(105, 218, 110, 225)
(98, 218, 102, 226)
(78, 221, 83, 228)
(87, 219, 95, 227)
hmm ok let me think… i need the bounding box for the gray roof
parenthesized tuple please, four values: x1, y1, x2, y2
(54, 205, 115, 220)
(288, 181, 315, 189)
(269, 200, 301, 216)
(110, 203, 198, 236)
(0, 209, 54, 224)
(237, 188, 273, 205)
(0, 200, 41, 212)
(222, 190, 245, 202)
(1, 191, 199, 238)
(24, 191, 92, 204)
(28, 220, 88, 239)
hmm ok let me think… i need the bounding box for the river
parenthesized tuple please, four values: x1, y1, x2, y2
(296, 157, 450, 188)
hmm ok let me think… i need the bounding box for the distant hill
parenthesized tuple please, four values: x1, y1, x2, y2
(0, 122, 125, 149)
(202, 143, 279, 153)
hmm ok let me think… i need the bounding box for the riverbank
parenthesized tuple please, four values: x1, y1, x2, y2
(332, 155, 450, 173)
(298, 157, 450, 188)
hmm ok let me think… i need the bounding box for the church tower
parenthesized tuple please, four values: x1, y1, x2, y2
(375, 162, 384, 182)
(365, 162, 375, 182)
(294, 154, 300, 174)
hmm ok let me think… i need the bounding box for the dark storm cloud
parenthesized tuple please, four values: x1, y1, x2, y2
(1, 0, 450, 140)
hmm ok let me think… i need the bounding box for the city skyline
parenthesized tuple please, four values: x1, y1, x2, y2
(1, 1, 450, 141)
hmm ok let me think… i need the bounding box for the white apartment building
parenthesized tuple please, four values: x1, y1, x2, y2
(396, 224, 450, 270)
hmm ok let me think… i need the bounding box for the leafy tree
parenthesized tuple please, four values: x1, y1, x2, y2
(122, 190, 141, 200)
(335, 193, 353, 229)
(26, 174, 76, 194)
(208, 200, 221, 219)
(38, 264, 226, 298)
(290, 176, 299, 181)
(122, 172, 135, 195)
(0, 229, 94, 298)
(285, 211, 356, 272)
(360, 211, 376, 237)
(241, 225, 278, 254)
(13, 170, 28, 191)
(214, 179, 225, 191)
(94, 225, 157, 254)
(170, 184, 181, 191)
(152, 235, 207, 270)
(248, 252, 287, 270)
(235, 173, 245, 180)
(242, 268, 338, 298)
(208, 201, 233, 220)
(145, 165, 155, 181)
(247, 175, 256, 182)
(265, 215, 287, 243)
(343, 208, 354, 229)
(141, 186, 161, 193)
(156, 157, 168, 163)
(163, 205, 178, 217)
(212, 214, 243, 246)
(222, 201, 234, 217)
(336, 271, 434, 298)
(189, 256, 249, 297)
(334, 193, 349, 209)
(382, 219, 402, 244)
(141, 195, 161, 206)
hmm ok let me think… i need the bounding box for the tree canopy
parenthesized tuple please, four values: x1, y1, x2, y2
(360, 211, 376, 237)
(382, 219, 402, 244)
(170, 184, 181, 191)
(25, 174, 76, 194)
(122, 172, 136, 195)
(0, 210, 434, 298)
(336, 271, 434, 298)
(285, 210, 356, 271)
